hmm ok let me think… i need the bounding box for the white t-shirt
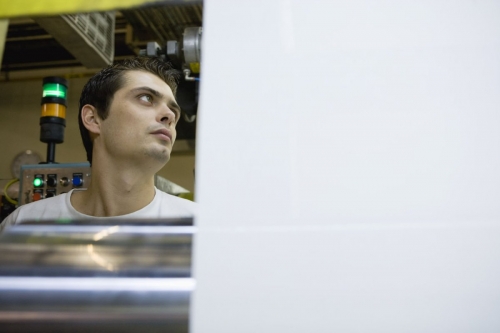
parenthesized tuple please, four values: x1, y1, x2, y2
(0, 187, 196, 232)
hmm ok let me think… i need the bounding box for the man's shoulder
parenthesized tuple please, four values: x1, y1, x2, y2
(154, 190, 197, 215)
(1, 194, 68, 232)
(157, 190, 195, 203)
(2, 192, 71, 226)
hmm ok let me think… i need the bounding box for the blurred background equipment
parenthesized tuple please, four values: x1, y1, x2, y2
(1, 150, 42, 217)
(18, 163, 191, 206)
(33, 12, 115, 68)
(140, 26, 202, 122)
(10, 150, 42, 179)
(19, 162, 91, 205)
(141, 26, 201, 80)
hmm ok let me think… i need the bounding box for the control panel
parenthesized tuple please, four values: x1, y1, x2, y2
(19, 163, 91, 205)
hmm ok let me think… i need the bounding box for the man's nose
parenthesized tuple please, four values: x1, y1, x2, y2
(158, 104, 176, 125)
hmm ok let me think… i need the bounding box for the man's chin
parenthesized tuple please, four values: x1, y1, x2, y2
(143, 148, 171, 164)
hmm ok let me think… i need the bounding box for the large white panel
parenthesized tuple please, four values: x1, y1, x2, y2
(196, 0, 297, 225)
(193, 223, 500, 332)
(194, 0, 500, 331)
(196, 0, 500, 226)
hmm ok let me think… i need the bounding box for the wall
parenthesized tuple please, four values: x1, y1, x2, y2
(0, 76, 195, 193)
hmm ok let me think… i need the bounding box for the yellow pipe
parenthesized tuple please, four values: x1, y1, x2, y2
(3, 178, 19, 205)
(0, 0, 161, 19)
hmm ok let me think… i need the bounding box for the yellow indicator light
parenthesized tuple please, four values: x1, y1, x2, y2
(41, 103, 66, 118)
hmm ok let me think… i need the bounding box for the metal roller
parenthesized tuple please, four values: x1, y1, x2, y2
(0, 218, 195, 332)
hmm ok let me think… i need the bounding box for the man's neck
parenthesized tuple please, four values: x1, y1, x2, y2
(71, 158, 158, 217)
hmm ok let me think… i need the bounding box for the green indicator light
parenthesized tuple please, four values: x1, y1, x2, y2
(33, 178, 43, 187)
(43, 83, 67, 99)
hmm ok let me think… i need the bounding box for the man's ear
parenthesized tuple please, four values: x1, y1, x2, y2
(81, 105, 101, 135)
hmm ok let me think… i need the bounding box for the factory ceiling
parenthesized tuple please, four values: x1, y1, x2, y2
(1, 3, 203, 73)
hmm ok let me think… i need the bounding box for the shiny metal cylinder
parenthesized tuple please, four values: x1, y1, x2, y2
(0, 219, 195, 332)
(0, 277, 193, 332)
(183, 27, 202, 64)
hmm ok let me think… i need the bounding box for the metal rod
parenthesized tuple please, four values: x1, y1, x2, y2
(46, 142, 56, 163)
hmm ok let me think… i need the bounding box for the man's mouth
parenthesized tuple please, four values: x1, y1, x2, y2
(150, 128, 172, 142)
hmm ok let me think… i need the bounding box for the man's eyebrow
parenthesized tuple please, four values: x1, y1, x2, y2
(131, 86, 182, 119)
(131, 86, 164, 98)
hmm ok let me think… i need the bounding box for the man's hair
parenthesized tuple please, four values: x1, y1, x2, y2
(78, 57, 179, 165)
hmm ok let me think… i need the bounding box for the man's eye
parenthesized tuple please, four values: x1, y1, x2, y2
(139, 94, 153, 103)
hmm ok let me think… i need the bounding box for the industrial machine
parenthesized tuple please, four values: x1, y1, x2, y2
(18, 163, 91, 205)
(140, 26, 201, 82)
(39, 76, 68, 163)
(18, 163, 190, 206)
(140, 26, 202, 121)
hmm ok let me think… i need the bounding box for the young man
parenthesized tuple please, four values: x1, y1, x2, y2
(0, 57, 195, 231)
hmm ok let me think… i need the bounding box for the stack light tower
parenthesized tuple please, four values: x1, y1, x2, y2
(39, 77, 68, 164)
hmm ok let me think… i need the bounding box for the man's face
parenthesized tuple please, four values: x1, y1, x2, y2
(97, 70, 181, 166)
